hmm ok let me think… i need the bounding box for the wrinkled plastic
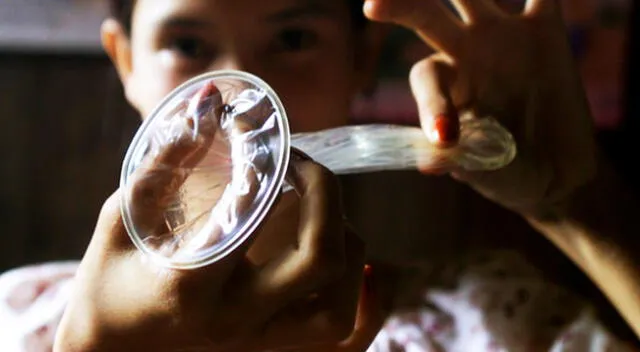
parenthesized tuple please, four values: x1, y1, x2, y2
(121, 71, 290, 269)
(292, 115, 515, 174)
(121, 70, 516, 268)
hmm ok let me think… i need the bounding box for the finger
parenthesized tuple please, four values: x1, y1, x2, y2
(333, 265, 386, 352)
(261, 228, 366, 349)
(173, 111, 265, 261)
(126, 82, 221, 239)
(91, 190, 131, 250)
(449, 0, 505, 23)
(94, 84, 221, 251)
(410, 55, 460, 148)
(524, 0, 561, 16)
(248, 157, 346, 314)
(154, 105, 274, 316)
(363, 0, 464, 56)
(287, 265, 385, 352)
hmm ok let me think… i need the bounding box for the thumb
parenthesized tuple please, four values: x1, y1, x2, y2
(296, 265, 386, 352)
(410, 56, 460, 148)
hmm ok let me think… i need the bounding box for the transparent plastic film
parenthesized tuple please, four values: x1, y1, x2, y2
(292, 114, 515, 174)
(121, 71, 290, 269)
(121, 70, 516, 268)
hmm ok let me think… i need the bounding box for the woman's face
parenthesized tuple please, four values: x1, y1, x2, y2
(109, 0, 378, 133)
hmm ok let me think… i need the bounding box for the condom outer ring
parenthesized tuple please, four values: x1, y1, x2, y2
(120, 70, 291, 269)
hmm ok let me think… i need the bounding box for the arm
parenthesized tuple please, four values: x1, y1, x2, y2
(525, 154, 640, 337)
(362, 0, 638, 339)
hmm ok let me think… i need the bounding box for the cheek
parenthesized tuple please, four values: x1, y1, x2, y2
(266, 63, 356, 132)
(281, 86, 352, 132)
(128, 52, 189, 118)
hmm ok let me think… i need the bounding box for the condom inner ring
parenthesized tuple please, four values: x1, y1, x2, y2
(120, 71, 291, 269)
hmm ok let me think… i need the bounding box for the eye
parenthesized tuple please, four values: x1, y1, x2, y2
(272, 28, 318, 53)
(168, 36, 208, 59)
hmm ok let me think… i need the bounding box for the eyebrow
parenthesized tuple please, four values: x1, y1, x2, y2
(159, 17, 212, 30)
(265, 1, 336, 22)
(156, 1, 335, 30)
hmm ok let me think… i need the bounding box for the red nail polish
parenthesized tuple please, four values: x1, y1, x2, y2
(431, 113, 460, 146)
(188, 82, 221, 120)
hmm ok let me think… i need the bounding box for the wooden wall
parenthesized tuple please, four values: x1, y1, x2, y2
(0, 53, 139, 270)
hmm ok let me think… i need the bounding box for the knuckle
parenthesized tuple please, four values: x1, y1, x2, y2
(306, 162, 339, 190)
(410, 56, 452, 86)
(313, 165, 343, 210)
(100, 191, 122, 218)
(298, 244, 346, 285)
(96, 191, 127, 233)
(410, 58, 435, 82)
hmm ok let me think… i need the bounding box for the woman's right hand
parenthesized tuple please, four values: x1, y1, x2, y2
(53, 87, 378, 352)
(53, 156, 374, 352)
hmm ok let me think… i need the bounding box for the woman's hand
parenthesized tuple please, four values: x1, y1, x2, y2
(364, 0, 597, 214)
(53, 86, 377, 352)
(54, 159, 372, 352)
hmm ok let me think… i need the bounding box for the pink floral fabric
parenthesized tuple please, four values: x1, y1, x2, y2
(0, 254, 636, 352)
(368, 252, 637, 351)
(0, 262, 76, 352)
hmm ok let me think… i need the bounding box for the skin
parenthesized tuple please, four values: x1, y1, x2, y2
(111, 0, 379, 131)
(56, 1, 386, 351)
(54, 0, 640, 351)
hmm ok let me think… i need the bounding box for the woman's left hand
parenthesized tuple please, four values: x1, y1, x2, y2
(364, 0, 597, 214)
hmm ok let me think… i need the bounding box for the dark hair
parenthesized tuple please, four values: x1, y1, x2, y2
(108, 0, 367, 35)
(108, 0, 135, 34)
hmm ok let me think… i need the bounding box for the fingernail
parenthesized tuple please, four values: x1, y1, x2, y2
(428, 113, 459, 146)
(187, 82, 221, 121)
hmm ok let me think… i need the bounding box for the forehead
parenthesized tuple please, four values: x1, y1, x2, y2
(132, 0, 352, 27)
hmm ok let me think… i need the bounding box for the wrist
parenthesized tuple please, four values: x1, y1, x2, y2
(521, 152, 639, 266)
(519, 153, 610, 258)
(520, 151, 611, 227)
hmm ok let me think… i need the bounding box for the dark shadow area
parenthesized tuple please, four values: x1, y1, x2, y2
(0, 53, 139, 271)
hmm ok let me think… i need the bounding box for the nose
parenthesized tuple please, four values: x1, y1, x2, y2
(208, 52, 260, 75)
(211, 55, 242, 71)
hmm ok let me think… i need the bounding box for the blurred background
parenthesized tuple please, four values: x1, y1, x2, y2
(0, 0, 637, 271)
(0, 0, 140, 269)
